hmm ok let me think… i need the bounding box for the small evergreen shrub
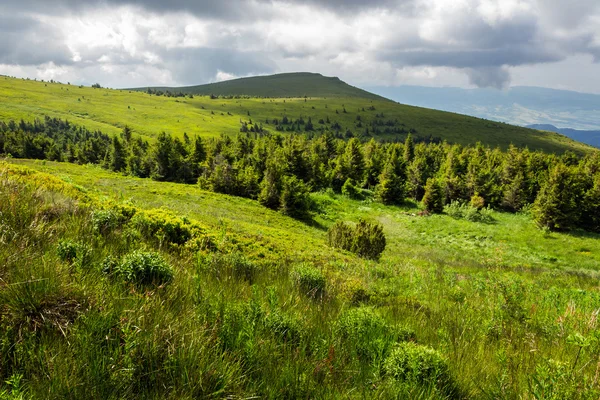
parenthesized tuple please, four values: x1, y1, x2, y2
(327, 219, 386, 260)
(114, 251, 174, 286)
(422, 178, 444, 213)
(470, 193, 485, 209)
(292, 264, 326, 298)
(384, 342, 453, 390)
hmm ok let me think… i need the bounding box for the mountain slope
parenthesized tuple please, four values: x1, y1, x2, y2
(132, 72, 387, 100)
(0, 75, 594, 154)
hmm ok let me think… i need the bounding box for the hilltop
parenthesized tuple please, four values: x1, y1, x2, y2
(131, 72, 387, 100)
(0, 74, 594, 153)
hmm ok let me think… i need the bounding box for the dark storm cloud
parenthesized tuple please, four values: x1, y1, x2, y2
(0, 15, 72, 65)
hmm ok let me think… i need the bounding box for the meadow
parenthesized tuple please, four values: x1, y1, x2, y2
(0, 75, 592, 154)
(2, 158, 600, 399)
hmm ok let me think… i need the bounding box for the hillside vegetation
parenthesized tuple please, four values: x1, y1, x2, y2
(0, 74, 593, 153)
(2, 158, 600, 399)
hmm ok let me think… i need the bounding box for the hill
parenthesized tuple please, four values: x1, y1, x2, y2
(0, 74, 594, 154)
(2, 158, 600, 398)
(132, 72, 387, 100)
(527, 124, 600, 148)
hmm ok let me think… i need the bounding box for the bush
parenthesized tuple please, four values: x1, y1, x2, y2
(279, 175, 311, 219)
(328, 219, 386, 260)
(336, 307, 416, 361)
(384, 342, 454, 390)
(131, 209, 203, 245)
(114, 251, 174, 286)
(57, 240, 78, 263)
(292, 264, 326, 298)
(91, 209, 122, 234)
(264, 309, 304, 343)
(341, 178, 363, 200)
(444, 201, 494, 223)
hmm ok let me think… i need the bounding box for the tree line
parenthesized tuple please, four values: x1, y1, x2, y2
(1, 116, 599, 231)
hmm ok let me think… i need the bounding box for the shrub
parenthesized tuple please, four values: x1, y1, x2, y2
(341, 178, 362, 199)
(444, 201, 494, 223)
(114, 251, 174, 286)
(57, 240, 78, 263)
(91, 209, 121, 234)
(336, 307, 416, 361)
(264, 310, 304, 343)
(384, 342, 453, 390)
(470, 193, 485, 209)
(292, 264, 326, 298)
(131, 209, 203, 245)
(328, 219, 386, 260)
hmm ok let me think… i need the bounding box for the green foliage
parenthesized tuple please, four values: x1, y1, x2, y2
(444, 201, 495, 223)
(533, 164, 580, 231)
(131, 209, 203, 246)
(327, 219, 387, 260)
(341, 178, 362, 199)
(335, 307, 415, 361)
(384, 342, 455, 392)
(291, 264, 326, 297)
(113, 251, 174, 286)
(279, 175, 311, 219)
(422, 178, 444, 213)
(56, 240, 78, 263)
(375, 161, 405, 205)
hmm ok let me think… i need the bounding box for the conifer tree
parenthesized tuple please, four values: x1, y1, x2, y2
(375, 161, 405, 205)
(533, 164, 578, 230)
(403, 133, 414, 163)
(280, 175, 310, 219)
(259, 165, 282, 210)
(581, 178, 600, 232)
(422, 178, 443, 213)
(344, 138, 365, 183)
(109, 136, 126, 172)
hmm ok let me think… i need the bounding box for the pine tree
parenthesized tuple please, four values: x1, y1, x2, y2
(152, 132, 173, 180)
(280, 175, 310, 219)
(533, 164, 578, 231)
(422, 178, 443, 213)
(109, 136, 126, 172)
(580, 178, 600, 232)
(258, 165, 282, 210)
(403, 133, 414, 163)
(344, 138, 365, 183)
(375, 161, 405, 205)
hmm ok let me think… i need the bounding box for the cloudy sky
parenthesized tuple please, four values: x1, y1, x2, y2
(1, 0, 599, 93)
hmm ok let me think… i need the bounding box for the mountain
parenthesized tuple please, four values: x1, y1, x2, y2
(526, 124, 600, 148)
(132, 72, 387, 100)
(0, 74, 595, 154)
(366, 85, 600, 131)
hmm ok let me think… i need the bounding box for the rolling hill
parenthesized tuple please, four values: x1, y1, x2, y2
(0, 74, 594, 153)
(526, 124, 600, 148)
(130, 72, 387, 100)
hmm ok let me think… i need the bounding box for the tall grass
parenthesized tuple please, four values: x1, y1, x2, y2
(2, 161, 600, 398)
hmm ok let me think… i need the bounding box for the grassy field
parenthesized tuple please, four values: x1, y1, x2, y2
(3, 158, 600, 398)
(0, 75, 593, 154)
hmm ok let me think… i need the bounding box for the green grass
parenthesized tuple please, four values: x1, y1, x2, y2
(0, 75, 594, 154)
(3, 158, 600, 398)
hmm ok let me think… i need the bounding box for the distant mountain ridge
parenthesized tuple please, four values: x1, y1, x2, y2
(526, 124, 600, 148)
(366, 85, 600, 131)
(131, 72, 387, 100)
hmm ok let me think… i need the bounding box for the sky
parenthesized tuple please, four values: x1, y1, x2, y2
(1, 0, 599, 93)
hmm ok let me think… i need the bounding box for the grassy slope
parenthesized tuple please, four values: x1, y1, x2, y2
(0, 75, 593, 153)
(13, 158, 600, 275)
(5, 158, 600, 398)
